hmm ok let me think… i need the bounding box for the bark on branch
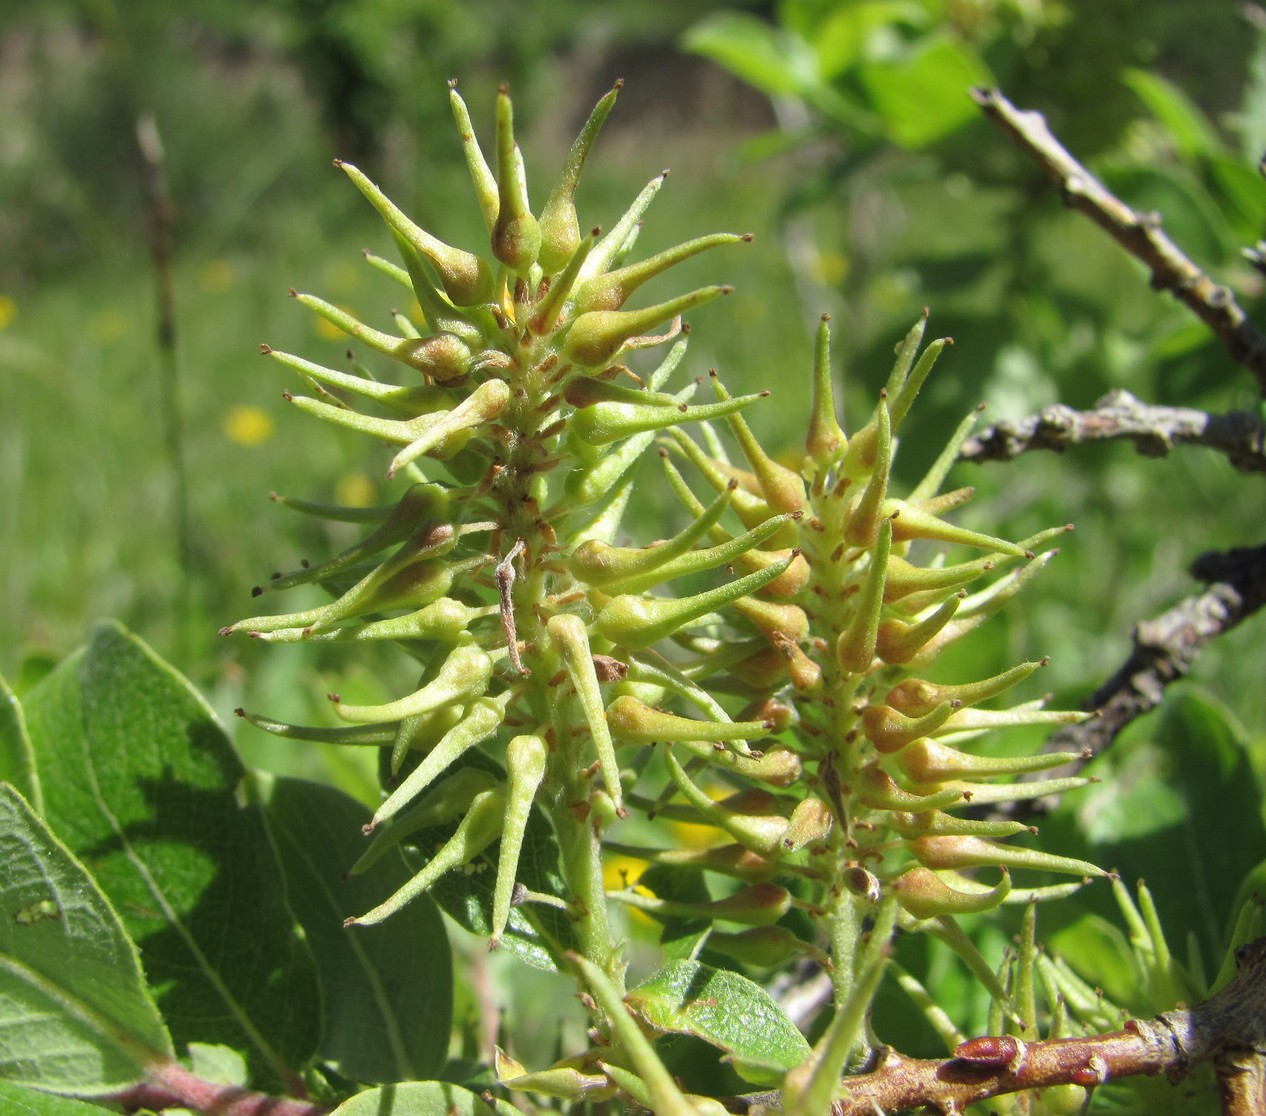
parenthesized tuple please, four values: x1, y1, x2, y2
(984, 541, 1266, 811)
(972, 87, 1266, 395)
(723, 938, 1266, 1115)
(959, 389, 1266, 474)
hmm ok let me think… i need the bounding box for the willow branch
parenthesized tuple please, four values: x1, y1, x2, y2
(989, 541, 1266, 814)
(110, 1059, 330, 1116)
(972, 87, 1266, 395)
(960, 389, 1266, 474)
(721, 938, 1266, 1115)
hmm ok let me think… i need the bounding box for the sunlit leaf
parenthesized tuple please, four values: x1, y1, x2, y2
(20, 621, 320, 1089)
(626, 959, 810, 1086)
(0, 1080, 115, 1115)
(858, 34, 992, 149)
(0, 783, 172, 1095)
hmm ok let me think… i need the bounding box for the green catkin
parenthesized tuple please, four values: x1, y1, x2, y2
(228, 82, 1101, 1111)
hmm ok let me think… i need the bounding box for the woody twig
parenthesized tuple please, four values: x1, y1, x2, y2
(971, 87, 1266, 394)
(721, 938, 1266, 1115)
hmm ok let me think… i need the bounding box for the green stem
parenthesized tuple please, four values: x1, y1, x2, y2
(829, 887, 864, 1026)
(544, 778, 622, 996)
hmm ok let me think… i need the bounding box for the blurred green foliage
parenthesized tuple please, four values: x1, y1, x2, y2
(687, 0, 1266, 735)
(3, 0, 1266, 755)
(4, 4, 1266, 1107)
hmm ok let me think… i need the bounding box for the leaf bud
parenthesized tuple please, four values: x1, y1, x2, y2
(491, 733, 549, 947)
(547, 613, 623, 810)
(332, 641, 493, 725)
(805, 314, 847, 464)
(909, 835, 1108, 878)
(876, 595, 961, 665)
(861, 700, 957, 754)
(782, 796, 833, 852)
(594, 551, 795, 652)
(836, 519, 892, 674)
(606, 694, 770, 747)
(891, 867, 1011, 920)
(337, 160, 496, 305)
(397, 331, 474, 382)
(492, 86, 541, 273)
(562, 286, 730, 368)
(537, 83, 620, 274)
(885, 660, 1043, 717)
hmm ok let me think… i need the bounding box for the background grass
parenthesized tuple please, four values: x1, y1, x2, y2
(3, 0, 1266, 791)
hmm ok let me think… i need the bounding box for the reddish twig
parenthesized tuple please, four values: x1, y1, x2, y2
(972, 87, 1266, 395)
(721, 938, 1266, 1114)
(110, 1058, 330, 1115)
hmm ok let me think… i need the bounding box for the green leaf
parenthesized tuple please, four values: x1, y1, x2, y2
(1045, 911, 1144, 1012)
(1046, 687, 1266, 965)
(683, 12, 818, 99)
(258, 774, 453, 1083)
(858, 34, 993, 148)
(682, 12, 870, 129)
(0, 675, 40, 811)
(0, 783, 173, 1095)
(626, 959, 811, 1086)
(331, 1081, 518, 1116)
(811, 1, 930, 80)
(20, 621, 320, 1090)
(0, 1080, 115, 1114)
(187, 1041, 248, 1086)
(1123, 68, 1224, 159)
